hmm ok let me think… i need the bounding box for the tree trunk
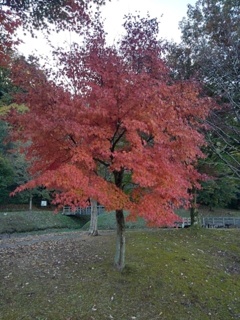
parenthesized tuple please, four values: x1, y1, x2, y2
(114, 209, 125, 271)
(29, 194, 32, 211)
(88, 198, 98, 236)
(190, 206, 199, 225)
(190, 189, 200, 226)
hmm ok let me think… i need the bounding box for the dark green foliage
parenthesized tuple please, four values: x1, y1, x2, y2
(197, 155, 240, 210)
(198, 178, 239, 210)
(0, 71, 52, 205)
(0, 155, 14, 202)
(0, 121, 15, 204)
(0, 122, 52, 205)
(0, 121, 12, 154)
(0, 67, 15, 105)
(0, 156, 13, 184)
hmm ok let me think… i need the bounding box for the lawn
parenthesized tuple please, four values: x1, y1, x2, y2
(1, 206, 239, 236)
(0, 210, 90, 235)
(0, 228, 240, 320)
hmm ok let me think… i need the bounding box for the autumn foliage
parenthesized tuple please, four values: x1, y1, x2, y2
(0, 9, 21, 67)
(8, 16, 212, 228)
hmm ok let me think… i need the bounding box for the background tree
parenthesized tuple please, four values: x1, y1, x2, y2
(166, 0, 240, 213)
(0, 52, 26, 205)
(197, 152, 240, 210)
(8, 15, 212, 271)
(0, 155, 14, 203)
(0, 0, 108, 34)
(0, 118, 51, 206)
(0, 53, 51, 207)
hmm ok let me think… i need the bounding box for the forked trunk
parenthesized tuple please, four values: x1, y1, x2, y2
(88, 198, 98, 236)
(114, 209, 125, 271)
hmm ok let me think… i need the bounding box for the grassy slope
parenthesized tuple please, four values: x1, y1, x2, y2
(0, 228, 239, 320)
(0, 210, 147, 235)
(81, 211, 147, 231)
(0, 211, 90, 234)
(1, 207, 239, 235)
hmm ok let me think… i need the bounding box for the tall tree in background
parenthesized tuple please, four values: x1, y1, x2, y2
(8, 15, 212, 271)
(0, 154, 14, 202)
(0, 116, 51, 207)
(0, 7, 20, 66)
(167, 0, 240, 211)
(0, 0, 108, 33)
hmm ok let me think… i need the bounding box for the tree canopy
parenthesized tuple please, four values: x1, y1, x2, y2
(0, 0, 108, 32)
(8, 16, 212, 227)
(3, 6, 215, 270)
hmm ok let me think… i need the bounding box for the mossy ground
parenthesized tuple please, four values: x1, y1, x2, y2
(0, 228, 239, 320)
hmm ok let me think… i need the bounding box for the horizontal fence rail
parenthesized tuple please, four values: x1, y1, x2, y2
(174, 218, 191, 228)
(62, 206, 105, 216)
(175, 217, 240, 228)
(202, 217, 240, 228)
(62, 207, 240, 229)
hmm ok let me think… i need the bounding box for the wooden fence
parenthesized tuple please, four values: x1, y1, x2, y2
(174, 218, 191, 228)
(202, 217, 240, 228)
(175, 217, 240, 228)
(62, 207, 240, 229)
(62, 205, 105, 216)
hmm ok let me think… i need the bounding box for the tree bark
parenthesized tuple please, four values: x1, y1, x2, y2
(29, 194, 32, 211)
(114, 209, 125, 271)
(190, 206, 199, 225)
(88, 198, 98, 236)
(190, 189, 200, 226)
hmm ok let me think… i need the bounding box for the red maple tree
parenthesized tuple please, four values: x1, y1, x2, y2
(8, 15, 212, 270)
(0, 1, 107, 69)
(0, 9, 21, 67)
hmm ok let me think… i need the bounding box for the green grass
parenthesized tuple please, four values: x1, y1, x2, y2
(0, 210, 147, 235)
(0, 210, 90, 234)
(81, 211, 147, 231)
(0, 228, 240, 319)
(1, 206, 239, 236)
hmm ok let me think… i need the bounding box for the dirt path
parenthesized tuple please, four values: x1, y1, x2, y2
(0, 230, 115, 249)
